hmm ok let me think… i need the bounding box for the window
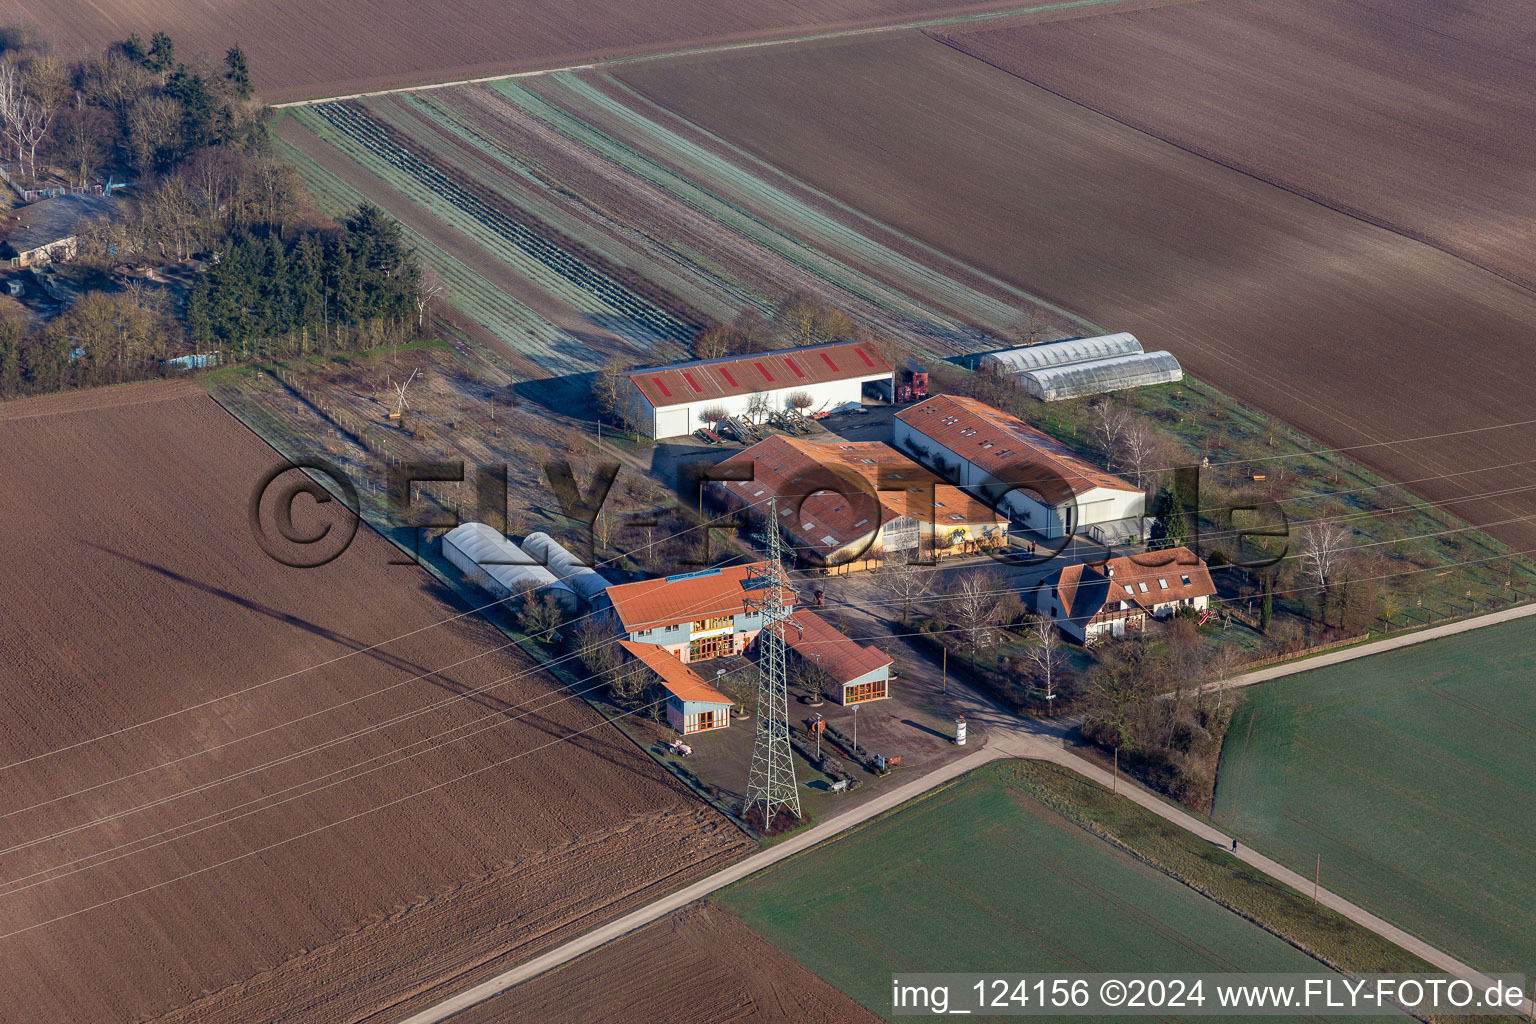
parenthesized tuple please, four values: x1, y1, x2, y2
(689, 634, 733, 661)
(692, 614, 731, 632)
(949, 514, 965, 521)
(844, 678, 887, 704)
(1181, 574, 1191, 585)
(1137, 582, 1149, 594)
(688, 708, 726, 733)
(1158, 578, 1169, 590)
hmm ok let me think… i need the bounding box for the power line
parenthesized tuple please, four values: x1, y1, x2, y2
(0, 695, 673, 942)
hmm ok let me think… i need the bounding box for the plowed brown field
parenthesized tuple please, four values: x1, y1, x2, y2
(0, 381, 748, 1023)
(614, 33, 1536, 554)
(936, 0, 1536, 289)
(34, 0, 1030, 103)
(453, 904, 881, 1024)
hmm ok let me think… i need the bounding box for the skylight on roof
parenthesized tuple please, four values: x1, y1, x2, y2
(1158, 579, 1169, 589)
(1137, 582, 1149, 593)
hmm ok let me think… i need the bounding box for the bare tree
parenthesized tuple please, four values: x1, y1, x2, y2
(1024, 615, 1065, 702)
(591, 357, 630, 420)
(0, 61, 54, 181)
(949, 571, 1005, 655)
(691, 323, 736, 360)
(1090, 399, 1127, 461)
(697, 404, 727, 429)
(1008, 309, 1051, 347)
(876, 548, 934, 624)
(1115, 417, 1157, 488)
(744, 391, 773, 425)
(416, 264, 445, 330)
(786, 390, 815, 414)
(1297, 521, 1351, 619)
(57, 93, 107, 187)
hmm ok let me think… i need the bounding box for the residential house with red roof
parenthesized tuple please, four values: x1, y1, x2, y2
(895, 394, 1146, 543)
(604, 563, 794, 663)
(1038, 547, 1217, 643)
(621, 341, 893, 439)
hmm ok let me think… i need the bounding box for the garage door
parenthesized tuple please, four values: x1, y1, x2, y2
(655, 406, 690, 439)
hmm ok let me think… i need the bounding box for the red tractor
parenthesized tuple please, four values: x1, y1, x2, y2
(894, 359, 929, 403)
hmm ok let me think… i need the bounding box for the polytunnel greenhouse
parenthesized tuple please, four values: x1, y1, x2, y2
(441, 522, 575, 608)
(521, 531, 613, 607)
(977, 332, 1143, 374)
(1020, 350, 1184, 402)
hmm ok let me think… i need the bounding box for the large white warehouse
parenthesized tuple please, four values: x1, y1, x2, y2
(621, 341, 893, 439)
(978, 332, 1144, 374)
(895, 394, 1145, 543)
(521, 531, 612, 608)
(442, 523, 576, 611)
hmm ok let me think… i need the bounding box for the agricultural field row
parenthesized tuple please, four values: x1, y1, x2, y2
(273, 61, 1536, 627)
(608, 31, 1536, 557)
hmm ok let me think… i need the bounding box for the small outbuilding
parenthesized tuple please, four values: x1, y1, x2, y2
(620, 640, 733, 735)
(1, 194, 114, 267)
(441, 522, 577, 611)
(787, 609, 892, 705)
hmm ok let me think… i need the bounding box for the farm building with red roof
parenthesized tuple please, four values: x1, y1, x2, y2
(618, 640, 734, 734)
(711, 434, 1007, 570)
(786, 610, 892, 705)
(894, 394, 1146, 542)
(621, 341, 893, 439)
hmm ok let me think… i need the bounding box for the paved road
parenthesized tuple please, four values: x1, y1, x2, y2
(395, 745, 1006, 1024)
(396, 600, 1536, 1022)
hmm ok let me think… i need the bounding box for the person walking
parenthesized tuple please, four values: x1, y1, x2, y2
(1231, 838, 1239, 854)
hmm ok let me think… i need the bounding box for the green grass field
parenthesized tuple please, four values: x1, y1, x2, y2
(1215, 616, 1536, 974)
(718, 762, 1397, 1022)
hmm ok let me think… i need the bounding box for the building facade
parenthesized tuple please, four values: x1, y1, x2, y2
(711, 434, 1008, 570)
(605, 563, 793, 663)
(787, 610, 892, 705)
(895, 394, 1145, 543)
(619, 641, 734, 734)
(1039, 547, 1217, 643)
(622, 341, 893, 439)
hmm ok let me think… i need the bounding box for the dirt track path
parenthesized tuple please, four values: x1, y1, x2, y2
(395, 602, 1536, 1023)
(270, 0, 1209, 108)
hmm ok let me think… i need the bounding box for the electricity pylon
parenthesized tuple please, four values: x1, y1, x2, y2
(743, 497, 801, 827)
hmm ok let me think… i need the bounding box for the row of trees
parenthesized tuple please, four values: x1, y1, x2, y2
(0, 290, 177, 395)
(0, 26, 261, 186)
(184, 205, 422, 361)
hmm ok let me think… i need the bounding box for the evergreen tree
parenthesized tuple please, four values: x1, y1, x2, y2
(1259, 573, 1274, 632)
(146, 31, 176, 72)
(224, 45, 253, 99)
